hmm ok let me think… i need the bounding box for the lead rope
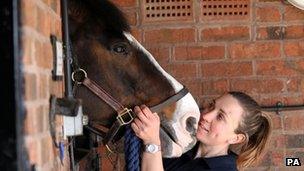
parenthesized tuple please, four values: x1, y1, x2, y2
(124, 125, 141, 171)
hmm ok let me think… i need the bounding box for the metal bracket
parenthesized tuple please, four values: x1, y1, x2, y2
(274, 101, 283, 115)
(51, 35, 64, 81)
(261, 101, 284, 115)
(50, 95, 81, 117)
(49, 95, 84, 146)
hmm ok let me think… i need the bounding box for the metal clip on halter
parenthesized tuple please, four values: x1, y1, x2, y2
(117, 108, 134, 125)
(104, 108, 135, 153)
(72, 68, 87, 84)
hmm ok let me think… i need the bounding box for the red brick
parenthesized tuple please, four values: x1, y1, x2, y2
(111, 0, 137, 8)
(41, 135, 55, 164)
(50, 76, 63, 95)
(183, 80, 201, 98)
(270, 113, 283, 130)
(229, 42, 281, 59)
(37, 7, 50, 36)
(24, 73, 37, 101)
(36, 106, 45, 133)
(201, 26, 250, 41)
(48, 0, 60, 15)
(22, 35, 34, 65)
(38, 74, 48, 99)
(174, 45, 225, 61)
(286, 77, 301, 92)
(256, 59, 304, 76)
(21, 0, 37, 28)
(258, 0, 281, 1)
(270, 150, 285, 166)
(256, 27, 268, 40)
(24, 107, 37, 135)
(259, 95, 304, 106)
(230, 78, 284, 94)
(256, 26, 285, 40)
(146, 47, 170, 65)
(25, 138, 41, 165)
(284, 41, 304, 57)
(256, 27, 274, 40)
(35, 41, 52, 69)
(284, 6, 304, 21)
(284, 111, 304, 131)
(201, 61, 253, 77)
(170, 63, 197, 79)
(201, 79, 229, 95)
(269, 134, 285, 149)
(130, 28, 142, 43)
(42, 0, 50, 5)
(55, 19, 62, 38)
(50, 18, 56, 36)
(286, 134, 304, 148)
(44, 43, 53, 67)
(283, 96, 304, 106)
(256, 6, 281, 22)
(200, 1, 250, 22)
(125, 10, 137, 26)
(301, 79, 304, 95)
(24, 106, 46, 135)
(257, 25, 304, 40)
(285, 25, 304, 39)
(144, 28, 195, 44)
(43, 107, 50, 132)
(286, 149, 304, 160)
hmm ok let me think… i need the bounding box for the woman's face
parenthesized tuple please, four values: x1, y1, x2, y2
(196, 94, 244, 146)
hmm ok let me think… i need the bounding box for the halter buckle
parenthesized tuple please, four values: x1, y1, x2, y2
(117, 108, 134, 125)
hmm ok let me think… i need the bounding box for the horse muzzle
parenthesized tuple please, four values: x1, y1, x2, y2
(160, 93, 200, 157)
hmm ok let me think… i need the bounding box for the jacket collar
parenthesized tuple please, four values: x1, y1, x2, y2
(185, 142, 238, 169)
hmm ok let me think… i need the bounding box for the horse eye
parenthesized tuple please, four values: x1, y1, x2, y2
(112, 44, 127, 54)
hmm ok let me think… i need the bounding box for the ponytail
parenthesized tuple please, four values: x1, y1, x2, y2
(228, 92, 272, 169)
(236, 113, 272, 168)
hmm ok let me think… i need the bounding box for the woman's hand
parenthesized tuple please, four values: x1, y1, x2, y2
(131, 105, 161, 145)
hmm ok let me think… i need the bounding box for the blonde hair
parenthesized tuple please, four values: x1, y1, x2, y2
(228, 92, 272, 169)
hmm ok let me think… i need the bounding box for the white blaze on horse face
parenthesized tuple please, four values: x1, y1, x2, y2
(124, 32, 200, 157)
(123, 32, 183, 91)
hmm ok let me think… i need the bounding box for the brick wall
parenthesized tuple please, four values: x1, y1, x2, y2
(19, 0, 303, 170)
(20, 0, 70, 170)
(113, 0, 304, 170)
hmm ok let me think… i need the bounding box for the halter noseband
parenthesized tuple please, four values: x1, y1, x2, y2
(72, 68, 189, 152)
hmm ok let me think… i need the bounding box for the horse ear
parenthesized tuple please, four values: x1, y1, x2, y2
(68, 0, 89, 36)
(68, 0, 88, 25)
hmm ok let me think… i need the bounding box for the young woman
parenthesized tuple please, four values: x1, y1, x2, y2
(131, 91, 272, 171)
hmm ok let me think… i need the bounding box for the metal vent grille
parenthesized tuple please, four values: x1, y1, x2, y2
(201, 0, 250, 21)
(142, 0, 193, 23)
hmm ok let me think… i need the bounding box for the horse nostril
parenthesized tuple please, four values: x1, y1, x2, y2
(186, 117, 196, 134)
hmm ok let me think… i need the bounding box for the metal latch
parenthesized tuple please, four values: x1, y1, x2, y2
(49, 95, 86, 143)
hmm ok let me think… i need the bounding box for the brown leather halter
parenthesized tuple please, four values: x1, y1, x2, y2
(72, 68, 189, 152)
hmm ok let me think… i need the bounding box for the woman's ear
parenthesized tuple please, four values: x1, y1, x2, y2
(228, 133, 246, 145)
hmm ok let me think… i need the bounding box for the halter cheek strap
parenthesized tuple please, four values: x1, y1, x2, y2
(72, 68, 189, 152)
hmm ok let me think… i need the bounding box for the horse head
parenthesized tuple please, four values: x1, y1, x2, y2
(68, 0, 200, 157)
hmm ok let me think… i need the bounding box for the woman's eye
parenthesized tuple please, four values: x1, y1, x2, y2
(217, 113, 224, 121)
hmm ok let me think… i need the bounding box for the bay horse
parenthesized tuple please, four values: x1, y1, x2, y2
(68, 0, 200, 169)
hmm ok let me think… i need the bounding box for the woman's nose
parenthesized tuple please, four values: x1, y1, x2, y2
(201, 111, 214, 123)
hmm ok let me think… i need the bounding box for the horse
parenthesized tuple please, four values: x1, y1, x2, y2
(68, 0, 200, 169)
